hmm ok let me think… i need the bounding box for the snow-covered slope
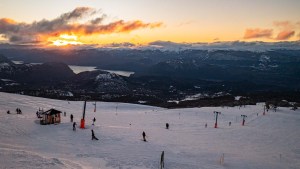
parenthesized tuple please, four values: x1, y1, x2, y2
(0, 92, 299, 169)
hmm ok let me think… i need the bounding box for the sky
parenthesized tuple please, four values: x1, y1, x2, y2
(0, 0, 300, 47)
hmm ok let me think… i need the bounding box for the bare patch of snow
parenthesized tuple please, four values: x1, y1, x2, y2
(95, 73, 117, 81)
(235, 96, 242, 101)
(1, 79, 13, 82)
(0, 62, 10, 69)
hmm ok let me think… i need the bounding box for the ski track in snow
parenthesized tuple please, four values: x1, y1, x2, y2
(0, 92, 300, 169)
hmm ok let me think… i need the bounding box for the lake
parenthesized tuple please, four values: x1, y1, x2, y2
(12, 61, 135, 77)
(68, 65, 135, 77)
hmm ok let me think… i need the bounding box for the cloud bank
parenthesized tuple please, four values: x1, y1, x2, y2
(243, 29, 273, 39)
(276, 30, 295, 40)
(244, 21, 300, 40)
(0, 7, 162, 44)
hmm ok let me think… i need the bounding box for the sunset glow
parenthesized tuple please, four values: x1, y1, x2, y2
(52, 39, 83, 46)
(0, 0, 299, 46)
(50, 34, 83, 46)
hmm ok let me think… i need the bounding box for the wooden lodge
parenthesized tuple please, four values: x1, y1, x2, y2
(40, 109, 62, 125)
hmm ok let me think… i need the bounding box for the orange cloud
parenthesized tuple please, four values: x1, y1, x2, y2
(243, 28, 273, 39)
(276, 30, 295, 40)
(0, 18, 16, 24)
(0, 7, 162, 44)
(273, 21, 297, 40)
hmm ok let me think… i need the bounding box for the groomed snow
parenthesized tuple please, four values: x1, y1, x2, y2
(0, 92, 299, 169)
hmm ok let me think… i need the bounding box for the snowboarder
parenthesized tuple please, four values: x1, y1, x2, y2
(91, 129, 98, 140)
(92, 117, 96, 125)
(160, 151, 165, 169)
(142, 131, 146, 142)
(70, 114, 73, 122)
(166, 123, 169, 129)
(73, 122, 77, 131)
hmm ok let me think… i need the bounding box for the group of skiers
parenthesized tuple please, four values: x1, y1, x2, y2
(16, 108, 22, 114)
(68, 111, 167, 161)
(6, 108, 22, 114)
(142, 124, 168, 168)
(70, 114, 99, 140)
(142, 123, 170, 142)
(70, 114, 169, 143)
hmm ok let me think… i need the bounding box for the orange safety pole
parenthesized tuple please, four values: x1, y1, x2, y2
(80, 101, 86, 129)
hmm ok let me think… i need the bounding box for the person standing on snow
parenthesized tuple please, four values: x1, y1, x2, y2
(73, 122, 76, 131)
(160, 151, 165, 169)
(166, 123, 169, 129)
(92, 117, 96, 125)
(91, 129, 99, 140)
(142, 131, 146, 142)
(70, 114, 73, 122)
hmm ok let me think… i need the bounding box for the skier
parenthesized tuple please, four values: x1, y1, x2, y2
(160, 151, 165, 169)
(91, 129, 99, 140)
(92, 117, 96, 125)
(274, 106, 277, 112)
(266, 104, 270, 112)
(73, 122, 77, 131)
(166, 123, 169, 129)
(16, 108, 22, 114)
(142, 131, 146, 142)
(70, 114, 73, 122)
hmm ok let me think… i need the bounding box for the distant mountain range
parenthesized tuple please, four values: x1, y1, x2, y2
(1, 46, 300, 107)
(1, 40, 300, 51)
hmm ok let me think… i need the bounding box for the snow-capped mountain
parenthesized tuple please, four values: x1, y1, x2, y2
(71, 70, 129, 94)
(0, 49, 300, 107)
(0, 54, 75, 85)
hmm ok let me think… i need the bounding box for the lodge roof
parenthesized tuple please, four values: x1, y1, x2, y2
(43, 108, 62, 115)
